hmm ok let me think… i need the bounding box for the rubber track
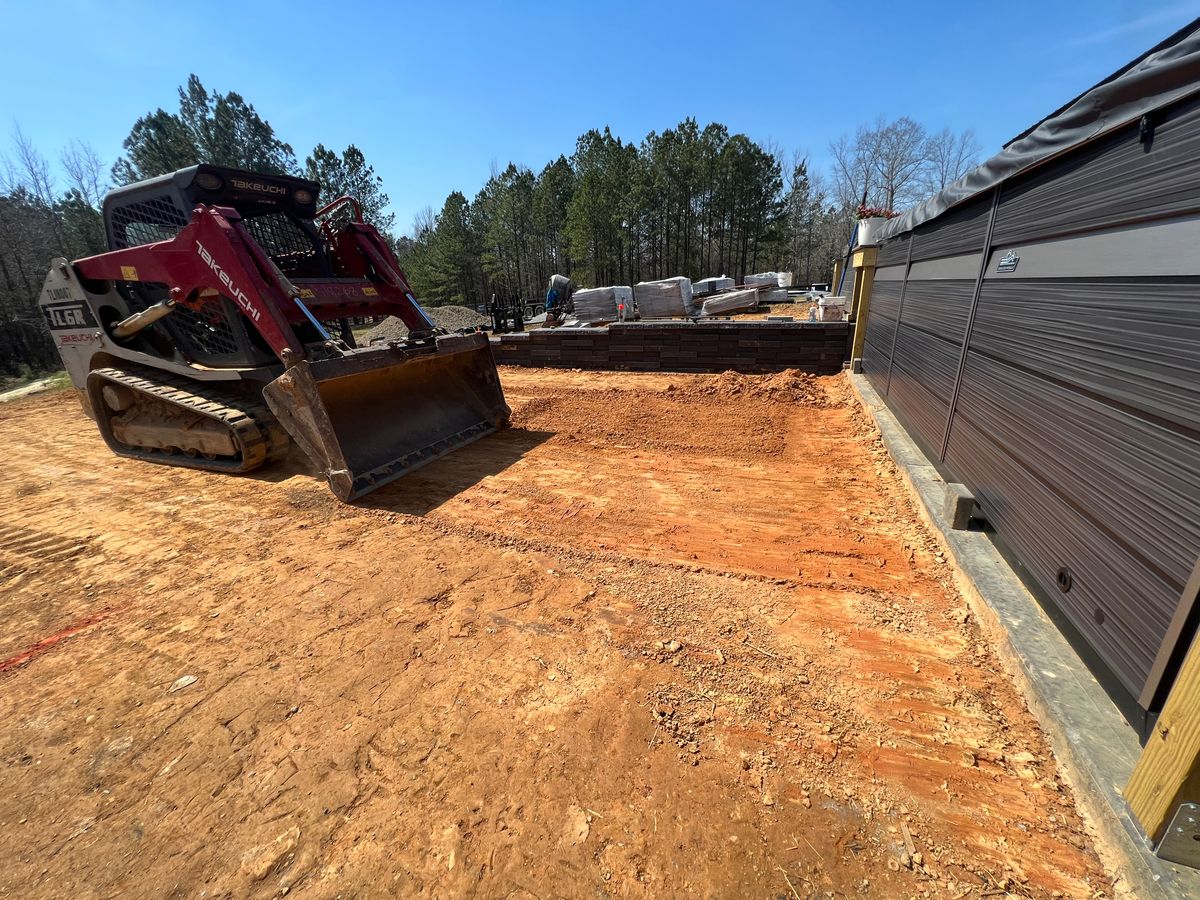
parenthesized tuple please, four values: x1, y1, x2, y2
(88, 366, 289, 475)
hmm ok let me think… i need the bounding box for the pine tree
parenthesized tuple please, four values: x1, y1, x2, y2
(113, 75, 297, 183)
(304, 144, 395, 233)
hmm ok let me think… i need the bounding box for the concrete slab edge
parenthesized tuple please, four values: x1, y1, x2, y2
(846, 372, 1200, 900)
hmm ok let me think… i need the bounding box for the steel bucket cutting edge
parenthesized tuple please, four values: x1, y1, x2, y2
(263, 332, 510, 502)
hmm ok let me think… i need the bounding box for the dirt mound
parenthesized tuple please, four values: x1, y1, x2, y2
(683, 369, 829, 406)
(362, 305, 489, 342)
(513, 389, 787, 458)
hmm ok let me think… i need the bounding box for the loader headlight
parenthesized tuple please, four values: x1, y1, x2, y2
(194, 172, 223, 191)
(293, 189, 314, 205)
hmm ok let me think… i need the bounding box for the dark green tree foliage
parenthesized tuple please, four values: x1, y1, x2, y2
(532, 156, 575, 279)
(403, 119, 808, 306)
(114, 75, 297, 183)
(304, 144, 395, 233)
(110, 109, 197, 185)
(401, 192, 481, 306)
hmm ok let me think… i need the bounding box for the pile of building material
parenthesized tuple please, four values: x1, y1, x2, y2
(573, 286, 635, 324)
(700, 288, 759, 316)
(746, 272, 794, 288)
(693, 276, 735, 296)
(573, 287, 619, 324)
(634, 276, 693, 318)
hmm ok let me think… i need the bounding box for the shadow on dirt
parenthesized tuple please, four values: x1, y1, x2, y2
(355, 426, 554, 516)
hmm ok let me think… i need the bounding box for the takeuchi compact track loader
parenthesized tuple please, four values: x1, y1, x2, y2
(38, 165, 509, 501)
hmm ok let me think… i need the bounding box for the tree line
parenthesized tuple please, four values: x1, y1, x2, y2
(399, 123, 841, 308)
(398, 117, 980, 308)
(0, 74, 980, 376)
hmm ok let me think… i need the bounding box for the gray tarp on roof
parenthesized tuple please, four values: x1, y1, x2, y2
(880, 17, 1200, 241)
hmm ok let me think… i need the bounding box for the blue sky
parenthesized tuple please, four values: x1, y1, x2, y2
(1, 0, 1196, 232)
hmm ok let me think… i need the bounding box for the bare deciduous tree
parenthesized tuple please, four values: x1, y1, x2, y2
(61, 140, 108, 208)
(411, 205, 436, 238)
(9, 125, 58, 207)
(921, 127, 982, 195)
(872, 117, 928, 210)
(830, 118, 983, 215)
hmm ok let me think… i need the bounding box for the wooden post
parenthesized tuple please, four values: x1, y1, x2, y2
(848, 245, 877, 362)
(1126, 557, 1200, 841)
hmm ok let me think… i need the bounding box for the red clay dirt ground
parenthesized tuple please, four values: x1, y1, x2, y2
(0, 367, 1114, 899)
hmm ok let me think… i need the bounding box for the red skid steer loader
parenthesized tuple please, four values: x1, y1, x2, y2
(38, 165, 509, 501)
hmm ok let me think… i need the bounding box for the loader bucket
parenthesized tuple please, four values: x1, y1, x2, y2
(262, 332, 510, 502)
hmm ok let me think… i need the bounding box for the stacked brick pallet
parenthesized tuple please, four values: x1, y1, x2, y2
(490, 321, 850, 375)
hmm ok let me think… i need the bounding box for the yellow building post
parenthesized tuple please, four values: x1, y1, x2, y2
(847, 245, 878, 363)
(1126, 559, 1200, 842)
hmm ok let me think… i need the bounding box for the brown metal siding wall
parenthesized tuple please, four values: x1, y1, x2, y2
(992, 92, 1200, 245)
(861, 279, 902, 384)
(875, 233, 911, 267)
(908, 194, 992, 261)
(886, 280, 977, 456)
(868, 92, 1200, 722)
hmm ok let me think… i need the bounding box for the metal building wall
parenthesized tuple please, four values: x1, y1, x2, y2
(864, 92, 1200, 730)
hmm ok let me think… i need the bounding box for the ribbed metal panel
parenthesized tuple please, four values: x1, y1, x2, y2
(993, 92, 1200, 246)
(894, 279, 976, 344)
(876, 233, 911, 267)
(909, 193, 992, 261)
(886, 281, 974, 455)
(952, 343, 1200, 593)
(887, 327, 954, 455)
(967, 278, 1200, 428)
(864, 82, 1200, 720)
(944, 371, 1178, 696)
(936, 268, 1200, 709)
(861, 281, 902, 393)
(860, 342, 891, 386)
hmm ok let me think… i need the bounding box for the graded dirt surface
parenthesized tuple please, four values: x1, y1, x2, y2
(0, 369, 1114, 899)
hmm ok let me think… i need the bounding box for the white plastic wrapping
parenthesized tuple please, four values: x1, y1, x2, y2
(633, 276, 693, 318)
(746, 272, 794, 288)
(700, 288, 759, 316)
(573, 286, 620, 324)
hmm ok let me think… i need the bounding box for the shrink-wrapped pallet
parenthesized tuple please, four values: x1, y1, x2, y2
(746, 271, 794, 288)
(633, 276, 693, 318)
(700, 288, 759, 316)
(573, 286, 619, 324)
(693, 276, 735, 296)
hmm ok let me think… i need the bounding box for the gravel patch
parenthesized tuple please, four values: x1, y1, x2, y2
(362, 305, 489, 342)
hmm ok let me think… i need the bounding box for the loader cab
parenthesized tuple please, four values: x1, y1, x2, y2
(103, 165, 329, 277)
(101, 166, 330, 368)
